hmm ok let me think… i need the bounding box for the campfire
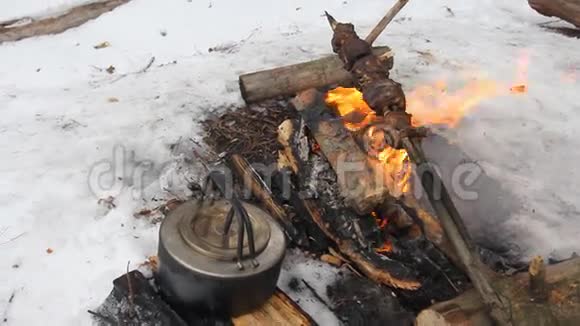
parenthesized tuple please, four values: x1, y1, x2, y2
(93, 2, 580, 326)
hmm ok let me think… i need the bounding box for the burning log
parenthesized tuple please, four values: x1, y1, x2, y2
(239, 47, 393, 103)
(529, 0, 580, 28)
(291, 89, 393, 214)
(276, 114, 469, 298)
(416, 257, 580, 326)
(290, 89, 462, 271)
(276, 118, 421, 290)
(324, 13, 511, 324)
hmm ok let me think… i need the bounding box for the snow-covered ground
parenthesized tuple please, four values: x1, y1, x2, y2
(1, 0, 579, 325)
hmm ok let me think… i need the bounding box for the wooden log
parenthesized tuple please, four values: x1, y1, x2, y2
(529, 0, 580, 28)
(238, 47, 393, 103)
(228, 154, 308, 246)
(0, 0, 131, 44)
(416, 257, 580, 326)
(291, 88, 393, 214)
(233, 288, 315, 326)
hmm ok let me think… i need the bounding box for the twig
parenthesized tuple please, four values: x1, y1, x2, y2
(365, 0, 410, 45)
(423, 255, 460, 293)
(101, 56, 156, 86)
(301, 279, 335, 312)
(138, 57, 156, 74)
(0, 232, 26, 246)
(2, 291, 16, 323)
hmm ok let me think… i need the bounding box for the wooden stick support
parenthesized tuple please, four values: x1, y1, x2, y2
(365, 0, 410, 45)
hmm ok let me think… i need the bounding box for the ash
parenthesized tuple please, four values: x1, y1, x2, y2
(327, 275, 414, 326)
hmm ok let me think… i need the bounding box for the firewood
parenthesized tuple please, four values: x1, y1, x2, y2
(238, 47, 393, 103)
(416, 257, 580, 326)
(291, 89, 393, 214)
(276, 119, 421, 290)
(300, 197, 420, 290)
(529, 0, 580, 28)
(0, 0, 131, 44)
(233, 288, 314, 326)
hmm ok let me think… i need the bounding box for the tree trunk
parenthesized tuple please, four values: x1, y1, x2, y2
(529, 0, 580, 28)
(238, 47, 393, 103)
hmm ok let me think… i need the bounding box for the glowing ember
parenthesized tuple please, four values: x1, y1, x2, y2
(510, 84, 527, 94)
(372, 211, 389, 229)
(375, 240, 393, 253)
(509, 51, 529, 94)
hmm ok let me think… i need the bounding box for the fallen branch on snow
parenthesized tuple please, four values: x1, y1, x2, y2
(0, 0, 132, 44)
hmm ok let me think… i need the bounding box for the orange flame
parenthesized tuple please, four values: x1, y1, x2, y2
(324, 87, 376, 131)
(510, 51, 529, 94)
(407, 79, 499, 127)
(375, 240, 393, 253)
(324, 55, 528, 198)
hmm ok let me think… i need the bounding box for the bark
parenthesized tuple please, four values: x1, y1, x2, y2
(0, 0, 131, 43)
(238, 47, 393, 103)
(529, 0, 580, 28)
(233, 288, 314, 326)
(417, 258, 580, 326)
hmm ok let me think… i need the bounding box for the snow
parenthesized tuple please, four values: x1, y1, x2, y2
(1, 0, 580, 325)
